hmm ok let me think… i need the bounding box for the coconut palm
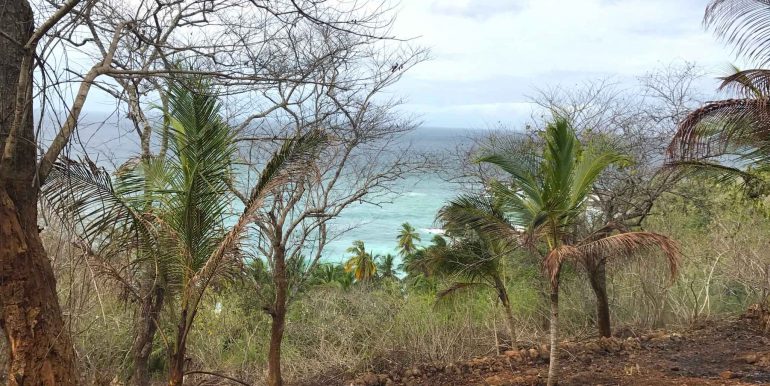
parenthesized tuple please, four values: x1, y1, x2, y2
(667, 1, 770, 190)
(397, 222, 421, 258)
(311, 263, 354, 290)
(447, 117, 681, 386)
(399, 234, 445, 278)
(432, 200, 520, 339)
(377, 254, 399, 281)
(344, 240, 377, 282)
(42, 80, 325, 386)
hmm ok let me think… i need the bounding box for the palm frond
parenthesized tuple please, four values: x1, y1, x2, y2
(436, 282, 487, 301)
(187, 129, 327, 301)
(475, 151, 542, 204)
(705, 0, 770, 66)
(719, 67, 770, 97)
(438, 194, 520, 240)
(543, 245, 580, 287)
(542, 118, 579, 204)
(577, 232, 681, 281)
(667, 98, 770, 162)
(569, 148, 628, 210)
(42, 158, 149, 254)
(666, 159, 763, 185)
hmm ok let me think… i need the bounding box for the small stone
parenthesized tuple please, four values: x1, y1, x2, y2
(720, 370, 734, 379)
(584, 342, 601, 353)
(360, 373, 379, 386)
(742, 353, 759, 364)
(484, 375, 514, 386)
(504, 350, 520, 360)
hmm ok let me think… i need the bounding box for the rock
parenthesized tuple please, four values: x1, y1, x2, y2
(621, 337, 641, 351)
(540, 344, 550, 359)
(720, 370, 734, 379)
(504, 350, 521, 361)
(360, 373, 379, 386)
(484, 375, 514, 386)
(528, 348, 539, 359)
(584, 342, 601, 353)
(742, 353, 759, 364)
(600, 337, 622, 352)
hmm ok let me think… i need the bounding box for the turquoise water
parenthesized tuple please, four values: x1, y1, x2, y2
(322, 173, 457, 263)
(322, 127, 473, 263)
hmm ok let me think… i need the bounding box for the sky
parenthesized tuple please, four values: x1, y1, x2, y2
(388, 0, 740, 129)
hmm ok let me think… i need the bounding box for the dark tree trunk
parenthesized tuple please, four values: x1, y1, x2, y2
(267, 246, 288, 386)
(168, 307, 192, 386)
(0, 1, 78, 384)
(129, 286, 165, 386)
(587, 259, 612, 338)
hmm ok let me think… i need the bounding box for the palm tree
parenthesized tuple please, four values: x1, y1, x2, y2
(448, 118, 681, 386)
(42, 80, 325, 386)
(668, 1, 770, 189)
(399, 234, 445, 279)
(397, 222, 421, 258)
(431, 201, 521, 339)
(344, 240, 377, 282)
(377, 254, 398, 281)
(311, 263, 354, 290)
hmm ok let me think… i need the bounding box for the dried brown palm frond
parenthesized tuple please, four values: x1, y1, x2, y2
(544, 232, 681, 288)
(720, 68, 770, 97)
(577, 232, 681, 281)
(543, 245, 580, 287)
(667, 97, 770, 160)
(705, 0, 770, 66)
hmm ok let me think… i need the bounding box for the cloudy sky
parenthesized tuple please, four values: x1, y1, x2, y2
(388, 0, 739, 129)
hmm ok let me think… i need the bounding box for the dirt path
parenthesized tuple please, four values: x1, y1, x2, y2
(346, 314, 770, 385)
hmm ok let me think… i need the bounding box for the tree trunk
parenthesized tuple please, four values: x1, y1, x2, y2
(493, 276, 517, 341)
(0, 1, 78, 384)
(267, 247, 288, 386)
(129, 286, 165, 386)
(168, 307, 191, 386)
(546, 285, 559, 386)
(587, 259, 612, 338)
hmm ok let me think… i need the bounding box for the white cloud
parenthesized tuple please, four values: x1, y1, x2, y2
(391, 0, 740, 127)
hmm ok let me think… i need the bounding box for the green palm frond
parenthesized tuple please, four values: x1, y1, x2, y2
(42, 158, 152, 256)
(438, 194, 520, 240)
(541, 118, 579, 207)
(436, 282, 487, 301)
(397, 222, 421, 258)
(344, 240, 377, 281)
(568, 147, 628, 215)
(476, 152, 542, 206)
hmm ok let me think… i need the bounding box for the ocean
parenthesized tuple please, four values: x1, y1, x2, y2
(68, 119, 482, 264)
(313, 126, 476, 263)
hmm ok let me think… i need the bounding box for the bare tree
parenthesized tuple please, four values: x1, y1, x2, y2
(235, 29, 426, 385)
(0, 0, 406, 384)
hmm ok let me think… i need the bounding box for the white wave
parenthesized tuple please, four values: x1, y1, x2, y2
(406, 192, 427, 197)
(423, 228, 445, 235)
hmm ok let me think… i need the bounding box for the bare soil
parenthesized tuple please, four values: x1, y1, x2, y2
(342, 311, 770, 386)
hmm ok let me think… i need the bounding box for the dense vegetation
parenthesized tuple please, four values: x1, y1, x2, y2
(4, 0, 770, 385)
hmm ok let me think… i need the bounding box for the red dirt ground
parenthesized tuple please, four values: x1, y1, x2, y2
(342, 312, 770, 386)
